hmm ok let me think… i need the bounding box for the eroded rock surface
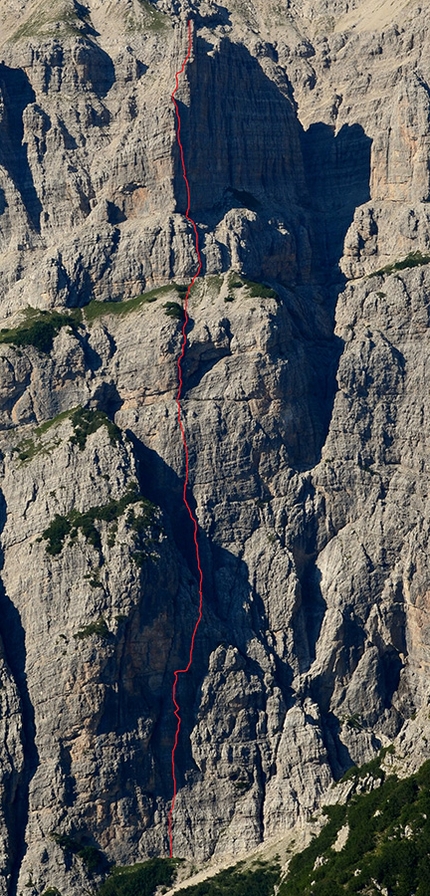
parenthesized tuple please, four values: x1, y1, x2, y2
(0, 0, 429, 893)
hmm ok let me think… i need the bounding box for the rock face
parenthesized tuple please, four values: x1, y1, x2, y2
(0, 0, 430, 893)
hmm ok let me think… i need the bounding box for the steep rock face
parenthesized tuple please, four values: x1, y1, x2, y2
(0, 0, 429, 893)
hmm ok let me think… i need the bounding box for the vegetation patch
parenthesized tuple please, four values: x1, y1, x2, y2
(340, 745, 394, 783)
(11, 1, 85, 40)
(227, 275, 278, 300)
(96, 858, 181, 896)
(0, 308, 81, 353)
(127, 0, 168, 33)
(163, 301, 184, 321)
(243, 279, 278, 300)
(74, 617, 111, 641)
(15, 408, 78, 463)
(83, 283, 198, 323)
(14, 407, 118, 464)
(42, 483, 158, 557)
(83, 286, 174, 322)
(43, 514, 72, 555)
(370, 250, 430, 278)
(51, 833, 107, 873)
(228, 274, 244, 289)
(344, 712, 363, 731)
(280, 757, 430, 896)
(178, 860, 280, 896)
(206, 274, 224, 294)
(70, 407, 121, 450)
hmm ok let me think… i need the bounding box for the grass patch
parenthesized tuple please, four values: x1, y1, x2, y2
(83, 286, 174, 322)
(0, 308, 81, 353)
(370, 250, 430, 278)
(14, 407, 118, 464)
(83, 283, 198, 324)
(243, 279, 278, 300)
(36, 408, 77, 437)
(42, 483, 158, 556)
(228, 274, 244, 289)
(96, 858, 181, 896)
(206, 274, 224, 294)
(15, 437, 46, 464)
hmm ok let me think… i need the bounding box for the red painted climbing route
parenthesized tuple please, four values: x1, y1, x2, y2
(168, 18, 204, 858)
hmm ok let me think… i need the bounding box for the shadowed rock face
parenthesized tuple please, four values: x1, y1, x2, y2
(0, 0, 429, 892)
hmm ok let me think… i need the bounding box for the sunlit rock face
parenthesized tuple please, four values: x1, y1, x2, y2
(0, 0, 430, 892)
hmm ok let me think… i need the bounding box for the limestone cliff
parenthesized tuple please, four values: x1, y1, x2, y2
(0, 0, 429, 893)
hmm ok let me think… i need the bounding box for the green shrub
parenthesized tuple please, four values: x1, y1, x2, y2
(163, 301, 184, 320)
(240, 278, 278, 300)
(345, 712, 363, 730)
(280, 758, 430, 896)
(70, 408, 121, 450)
(97, 858, 180, 896)
(77, 845, 108, 873)
(42, 484, 158, 557)
(41, 889, 62, 896)
(371, 250, 430, 278)
(178, 860, 280, 896)
(43, 514, 72, 555)
(74, 617, 111, 640)
(51, 832, 107, 876)
(16, 438, 38, 463)
(229, 276, 244, 289)
(0, 309, 81, 353)
(340, 746, 391, 783)
(51, 832, 81, 851)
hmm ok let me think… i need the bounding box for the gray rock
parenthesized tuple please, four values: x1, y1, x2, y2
(0, 0, 430, 891)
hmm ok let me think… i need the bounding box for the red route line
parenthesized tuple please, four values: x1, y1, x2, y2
(168, 18, 203, 859)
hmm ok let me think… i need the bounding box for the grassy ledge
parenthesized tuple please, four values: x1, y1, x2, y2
(83, 286, 176, 322)
(227, 274, 278, 300)
(0, 308, 81, 353)
(15, 407, 120, 463)
(370, 250, 430, 278)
